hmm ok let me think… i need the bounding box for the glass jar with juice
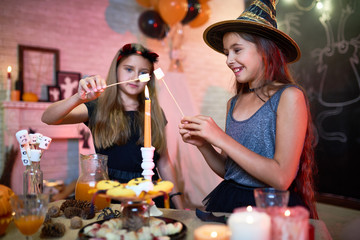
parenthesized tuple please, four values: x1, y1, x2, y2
(75, 153, 110, 210)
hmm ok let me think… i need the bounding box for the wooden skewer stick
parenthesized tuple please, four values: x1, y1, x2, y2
(154, 68, 184, 117)
(106, 73, 150, 88)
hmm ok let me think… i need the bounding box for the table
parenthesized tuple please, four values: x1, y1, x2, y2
(2, 200, 333, 240)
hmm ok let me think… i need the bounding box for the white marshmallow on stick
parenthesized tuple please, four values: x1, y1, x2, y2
(15, 130, 30, 147)
(106, 73, 150, 88)
(34, 133, 43, 146)
(154, 68, 184, 117)
(29, 134, 37, 148)
(30, 149, 42, 162)
(39, 136, 52, 150)
(19, 145, 31, 166)
(16, 130, 31, 162)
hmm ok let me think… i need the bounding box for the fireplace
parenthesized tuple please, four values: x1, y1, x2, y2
(0, 100, 83, 194)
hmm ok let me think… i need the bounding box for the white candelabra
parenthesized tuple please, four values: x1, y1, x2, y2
(140, 146, 155, 180)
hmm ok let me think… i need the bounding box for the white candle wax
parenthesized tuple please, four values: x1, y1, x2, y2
(228, 207, 271, 240)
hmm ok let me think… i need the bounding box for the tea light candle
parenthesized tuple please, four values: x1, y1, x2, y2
(144, 85, 151, 148)
(266, 206, 309, 240)
(194, 224, 231, 240)
(228, 206, 271, 240)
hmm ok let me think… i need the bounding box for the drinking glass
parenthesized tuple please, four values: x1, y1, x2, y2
(121, 200, 150, 231)
(10, 194, 49, 239)
(254, 188, 289, 208)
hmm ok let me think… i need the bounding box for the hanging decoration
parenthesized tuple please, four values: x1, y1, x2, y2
(188, 1, 211, 28)
(135, 0, 211, 72)
(158, 0, 188, 26)
(138, 10, 168, 39)
(181, 0, 201, 25)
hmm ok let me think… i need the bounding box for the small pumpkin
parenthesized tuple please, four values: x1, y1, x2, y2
(22, 92, 38, 102)
(0, 184, 14, 216)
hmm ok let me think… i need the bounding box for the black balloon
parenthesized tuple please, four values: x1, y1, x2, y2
(138, 10, 167, 39)
(181, 0, 200, 25)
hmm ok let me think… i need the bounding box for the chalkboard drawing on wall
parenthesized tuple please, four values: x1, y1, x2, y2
(277, 0, 360, 201)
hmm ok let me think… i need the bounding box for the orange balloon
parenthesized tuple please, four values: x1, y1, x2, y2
(136, 0, 152, 8)
(158, 0, 188, 26)
(150, 0, 160, 11)
(198, 0, 210, 3)
(189, 2, 211, 28)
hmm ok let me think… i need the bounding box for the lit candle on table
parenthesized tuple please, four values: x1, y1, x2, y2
(194, 224, 231, 240)
(228, 206, 271, 240)
(266, 206, 309, 240)
(144, 85, 151, 148)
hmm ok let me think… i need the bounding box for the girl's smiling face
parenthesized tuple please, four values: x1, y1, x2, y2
(223, 32, 264, 88)
(117, 54, 152, 97)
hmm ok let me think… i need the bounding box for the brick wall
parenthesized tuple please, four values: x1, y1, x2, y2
(0, 0, 244, 113)
(0, 0, 245, 206)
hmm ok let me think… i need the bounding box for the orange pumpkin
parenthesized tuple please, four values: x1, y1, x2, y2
(22, 92, 38, 102)
(0, 185, 14, 216)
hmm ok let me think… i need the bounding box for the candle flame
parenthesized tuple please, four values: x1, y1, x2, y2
(210, 231, 218, 238)
(144, 85, 150, 99)
(246, 205, 253, 212)
(7, 66, 12, 73)
(284, 209, 291, 217)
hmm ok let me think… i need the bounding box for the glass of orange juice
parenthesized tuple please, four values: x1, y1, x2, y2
(10, 194, 49, 239)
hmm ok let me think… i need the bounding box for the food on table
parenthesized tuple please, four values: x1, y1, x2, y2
(95, 178, 174, 198)
(83, 216, 183, 239)
(106, 185, 137, 198)
(96, 180, 121, 189)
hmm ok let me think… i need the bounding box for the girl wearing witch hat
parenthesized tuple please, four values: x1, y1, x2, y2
(179, 0, 318, 218)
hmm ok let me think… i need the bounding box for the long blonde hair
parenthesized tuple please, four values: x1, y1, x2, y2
(89, 44, 167, 154)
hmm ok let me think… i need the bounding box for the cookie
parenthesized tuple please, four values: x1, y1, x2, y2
(106, 185, 136, 198)
(149, 180, 174, 194)
(127, 177, 150, 186)
(96, 180, 121, 190)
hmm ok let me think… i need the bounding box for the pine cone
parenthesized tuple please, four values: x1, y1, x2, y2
(44, 213, 52, 224)
(80, 207, 95, 219)
(60, 199, 96, 212)
(40, 222, 66, 238)
(64, 207, 82, 219)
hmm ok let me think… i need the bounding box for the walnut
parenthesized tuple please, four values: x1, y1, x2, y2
(70, 216, 83, 229)
(47, 205, 61, 218)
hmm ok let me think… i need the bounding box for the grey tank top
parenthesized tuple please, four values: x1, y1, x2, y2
(224, 85, 297, 187)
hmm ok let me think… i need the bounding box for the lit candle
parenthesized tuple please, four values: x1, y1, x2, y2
(228, 206, 271, 240)
(194, 224, 231, 240)
(266, 206, 309, 240)
(7, 66, 11, 79)
(144, 85, 151, 148)
(6, 66, 12, 101)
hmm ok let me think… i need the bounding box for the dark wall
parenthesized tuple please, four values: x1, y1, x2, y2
(275, 0, 360, 200)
